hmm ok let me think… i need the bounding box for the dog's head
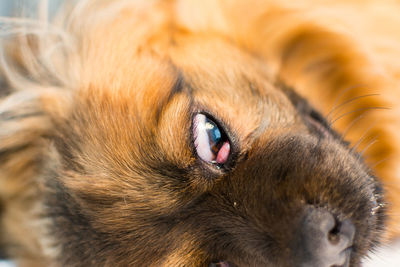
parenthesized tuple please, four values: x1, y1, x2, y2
(26, 9, 384, 265)
(0, 2, 386, 266)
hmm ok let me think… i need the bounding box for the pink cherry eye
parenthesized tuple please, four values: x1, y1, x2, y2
(193, 114, 231, 165)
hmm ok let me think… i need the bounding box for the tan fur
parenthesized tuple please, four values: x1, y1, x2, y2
(0, 0, 399, 265)
(175, 0, 400, 238)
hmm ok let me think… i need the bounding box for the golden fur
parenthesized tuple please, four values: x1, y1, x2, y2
(0, 0, 399, 266)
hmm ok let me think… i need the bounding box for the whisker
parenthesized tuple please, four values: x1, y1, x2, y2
(359, 136, 379, 158)
(341, 114, 364, 139)
(351, 123, 377, 153)
(329, 84, 367, 116)
(379, 179, 400, 187)
(326, 94, 380, 123)
(369, 158, 390, 170)
(329, 107, 390, 127)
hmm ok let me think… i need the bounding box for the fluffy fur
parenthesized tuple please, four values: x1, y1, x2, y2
(0, 0, 399, 266)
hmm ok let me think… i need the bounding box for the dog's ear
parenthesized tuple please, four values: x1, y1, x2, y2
(176, 0, 400, 238)
(0, 31, 73, 263)
(230, 8, 400, 238)
(0, 29, 76, 180)
(0, 87, 71, 263)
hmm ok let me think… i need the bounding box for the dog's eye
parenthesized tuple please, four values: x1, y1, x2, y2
(193, 114, 230, 165)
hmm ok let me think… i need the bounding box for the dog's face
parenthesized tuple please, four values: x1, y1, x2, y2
(39, 12, 386, 267)
(46, 37, 385, 266)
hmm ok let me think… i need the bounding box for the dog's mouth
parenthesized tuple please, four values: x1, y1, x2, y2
(209, 261, 236, 267)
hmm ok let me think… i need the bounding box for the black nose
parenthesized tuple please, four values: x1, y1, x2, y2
(292, 207, 355, 267)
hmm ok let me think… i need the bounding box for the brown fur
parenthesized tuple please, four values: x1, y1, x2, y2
(0, 0, 399, 266)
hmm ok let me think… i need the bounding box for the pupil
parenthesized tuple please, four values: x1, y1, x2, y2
(205, 118, 223, 154)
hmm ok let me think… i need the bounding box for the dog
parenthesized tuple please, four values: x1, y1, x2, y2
(0, 0, 399, 266)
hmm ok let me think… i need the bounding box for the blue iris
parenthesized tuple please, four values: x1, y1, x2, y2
(205, 118, 222, 154)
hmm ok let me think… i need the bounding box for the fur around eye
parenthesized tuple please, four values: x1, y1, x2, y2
(193, 113, 230, 165)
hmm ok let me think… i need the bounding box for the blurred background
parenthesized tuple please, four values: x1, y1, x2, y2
(0, 0, 63, 17)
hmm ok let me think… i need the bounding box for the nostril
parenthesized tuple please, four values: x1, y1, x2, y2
(328, 219, 341, 245)
(328, 218, 355, 248)
(293, 207, 355, 267)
